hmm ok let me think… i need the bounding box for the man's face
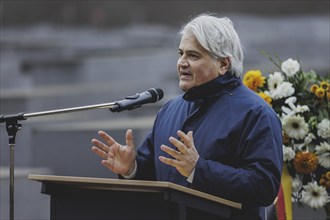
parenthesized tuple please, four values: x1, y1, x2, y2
(177, 32, 224, 92)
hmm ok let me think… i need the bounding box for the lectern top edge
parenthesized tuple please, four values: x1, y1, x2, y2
(28, 174, 242, 209)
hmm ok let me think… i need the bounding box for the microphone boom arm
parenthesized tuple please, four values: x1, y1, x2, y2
(23, 101, 116, 119)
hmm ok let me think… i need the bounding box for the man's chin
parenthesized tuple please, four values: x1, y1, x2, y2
(179, 82, 193, 92)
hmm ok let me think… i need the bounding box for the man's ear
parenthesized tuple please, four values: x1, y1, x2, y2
(218, 57, 230, 75)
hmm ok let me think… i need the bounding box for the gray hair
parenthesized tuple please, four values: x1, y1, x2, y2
(179, 13, 244, 77)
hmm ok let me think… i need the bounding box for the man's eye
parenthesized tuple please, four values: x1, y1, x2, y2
(190, 54, 199, 59)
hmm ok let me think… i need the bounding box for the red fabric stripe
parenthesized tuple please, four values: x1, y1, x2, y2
(276, 184, 286, 220)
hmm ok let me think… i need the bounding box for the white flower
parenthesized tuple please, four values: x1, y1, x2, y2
(315, 142, 330, 168)
(295, 105, 309, 113)
(267, 72, 284, 92)
(292, 176, 302, 192)
(281, 58, 300, 77)
(301, 182, 330, 209)
(283, 145, 295, 161)
(285, 96, 297, 105)
(293, 143, 305, 151)
(281, 96, 309, 117)
(271, 82, 295, 100)
(281, 106, 294, 117)
(282, 115, 309, 140)
(317, 118, 330, 139)
(304, 133, 316, 145)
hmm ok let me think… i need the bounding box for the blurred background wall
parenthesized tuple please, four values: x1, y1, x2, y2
(0, 1, 329, 219)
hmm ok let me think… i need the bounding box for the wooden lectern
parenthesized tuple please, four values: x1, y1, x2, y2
(28, 174, 241, 220)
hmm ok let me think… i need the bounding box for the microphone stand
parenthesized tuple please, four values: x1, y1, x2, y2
(0, 101, 116, 220)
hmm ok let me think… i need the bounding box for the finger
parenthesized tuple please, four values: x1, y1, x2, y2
(169, 136, 187, 154)
(161, 145, 183, 160)
(159, 155, 182, 167)
(91, 138, 110, 153)
(177, 130, 193, 148)
(125, 129, 135, 150)
(101, 158, 114, 170)
(91, 146, 108, 159)
(98, 130, 117, 146)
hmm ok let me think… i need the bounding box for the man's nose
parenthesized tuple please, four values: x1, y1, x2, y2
(178, 56, 189, 66)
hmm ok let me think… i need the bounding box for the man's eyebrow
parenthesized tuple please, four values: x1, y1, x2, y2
(178, 49, 201, 55)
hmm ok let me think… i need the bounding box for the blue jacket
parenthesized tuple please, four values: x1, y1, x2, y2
(134, 73, 283, 219)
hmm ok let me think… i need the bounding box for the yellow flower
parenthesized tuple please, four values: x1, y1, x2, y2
(293, 151, 319, 174)
(320, 81, 329, 91)
(243, 70, 265, 91)
(310, 84, 319, 93)
(258, 92, 272, 106)
(315, 88, 325, 99)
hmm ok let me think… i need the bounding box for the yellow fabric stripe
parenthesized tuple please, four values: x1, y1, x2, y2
(281, 164, 293, 220)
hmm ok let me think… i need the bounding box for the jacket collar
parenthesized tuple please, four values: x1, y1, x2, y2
(183, 72, 241, 102)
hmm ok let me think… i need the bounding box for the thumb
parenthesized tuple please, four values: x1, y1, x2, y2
(125, 129, 135, 149)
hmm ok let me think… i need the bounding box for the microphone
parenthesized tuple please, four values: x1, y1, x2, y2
(110, 88, 164, 112)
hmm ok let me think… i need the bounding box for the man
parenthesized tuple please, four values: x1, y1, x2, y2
(92, 13, 283, 219)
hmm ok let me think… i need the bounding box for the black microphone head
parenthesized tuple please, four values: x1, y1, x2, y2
(148, 88, 164, 102)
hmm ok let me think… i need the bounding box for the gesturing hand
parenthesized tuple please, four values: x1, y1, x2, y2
(91, 129, 136, 176)
(159, 130, 199, 177)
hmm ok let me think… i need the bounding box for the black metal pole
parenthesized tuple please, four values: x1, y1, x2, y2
(2, 114, 23, 220)
(9, 143, 14, 220)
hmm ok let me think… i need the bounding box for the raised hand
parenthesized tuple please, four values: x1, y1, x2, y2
(91, 129, 136, 176)
(159, 130, 199, 177)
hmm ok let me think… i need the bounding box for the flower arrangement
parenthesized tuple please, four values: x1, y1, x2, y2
(243, 52, 330, 211)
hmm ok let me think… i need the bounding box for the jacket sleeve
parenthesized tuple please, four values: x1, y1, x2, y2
(191, 107, 283, 206)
